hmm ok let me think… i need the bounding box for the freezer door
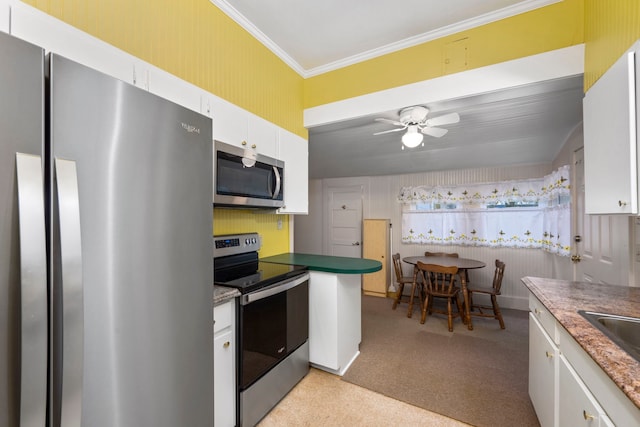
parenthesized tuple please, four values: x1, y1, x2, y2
(0, 33, 47, 427)
(49, 54, 214, 427)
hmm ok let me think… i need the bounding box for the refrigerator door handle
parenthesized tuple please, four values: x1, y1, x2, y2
(55, 158, 84, 426)
(16, 153, 48, 427)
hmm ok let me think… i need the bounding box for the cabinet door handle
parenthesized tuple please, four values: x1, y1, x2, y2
(583, 410, 595, 421)
(545, 351, 553, 359)
(619, 200, 627, 207)
(223, 341, 230, 348)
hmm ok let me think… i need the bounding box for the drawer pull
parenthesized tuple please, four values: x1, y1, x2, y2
(545, 351, 553, 359)
(223, 341, 230, 349)
(583, 410, 594, 421)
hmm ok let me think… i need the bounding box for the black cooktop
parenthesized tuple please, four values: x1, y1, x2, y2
(214, 259, 308, 294)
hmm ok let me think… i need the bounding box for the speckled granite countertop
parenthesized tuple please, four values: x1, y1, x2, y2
(521, 276, 640, 409)
(214, 285, 239, 306)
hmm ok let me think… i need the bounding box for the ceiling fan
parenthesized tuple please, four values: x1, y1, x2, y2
(373, 106, 460, 148)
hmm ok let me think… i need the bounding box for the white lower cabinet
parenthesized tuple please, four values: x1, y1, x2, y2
(528, 292, 639, 427)
(214, 300, 236, 427)
(529, 313, 558, 427)
(559, 355, 614, 427)
(308, 271, 361, 376)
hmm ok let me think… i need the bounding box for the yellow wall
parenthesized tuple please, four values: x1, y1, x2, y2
(213, 209, 289, 257)
(22, 0, 306, 139)
(303, 0, 584, 108)
(584, 0, 640, 90)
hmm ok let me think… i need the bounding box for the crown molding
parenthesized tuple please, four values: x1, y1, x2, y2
(211, 0, 562, 78)
(210, 0, 307, 76)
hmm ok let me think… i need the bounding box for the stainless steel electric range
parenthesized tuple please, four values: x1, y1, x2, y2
(213, 233, 310, 427)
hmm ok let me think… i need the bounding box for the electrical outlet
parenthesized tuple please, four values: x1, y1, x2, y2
(277, 218, 282, 230)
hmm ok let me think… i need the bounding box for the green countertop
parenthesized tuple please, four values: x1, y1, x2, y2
(261, 253, 382, 274)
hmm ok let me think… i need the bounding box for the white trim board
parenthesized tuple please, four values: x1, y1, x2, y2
(304, 44, 585, 128)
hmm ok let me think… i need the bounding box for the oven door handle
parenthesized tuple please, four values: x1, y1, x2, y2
(241, 273, 309, 305)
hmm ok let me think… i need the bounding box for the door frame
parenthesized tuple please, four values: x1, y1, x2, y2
(322, 178, 369, 256)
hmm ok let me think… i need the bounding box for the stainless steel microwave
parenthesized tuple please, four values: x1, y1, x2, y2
(213, 140, 284, 208)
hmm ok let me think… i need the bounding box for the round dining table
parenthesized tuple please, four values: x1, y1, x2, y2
(402, 256, 486, 330)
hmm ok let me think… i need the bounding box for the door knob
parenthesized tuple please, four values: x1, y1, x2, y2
(571, 254, 581, 263)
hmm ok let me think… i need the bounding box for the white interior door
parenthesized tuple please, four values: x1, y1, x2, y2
(574, 147, 630, 285)
(326, 186, 363, 257)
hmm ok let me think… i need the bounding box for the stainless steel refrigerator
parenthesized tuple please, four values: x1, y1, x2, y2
(0, 31, 214, 426)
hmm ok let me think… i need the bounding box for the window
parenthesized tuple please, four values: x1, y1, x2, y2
(398, 166, 571, 256)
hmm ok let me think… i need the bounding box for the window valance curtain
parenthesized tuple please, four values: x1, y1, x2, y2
(399, 165, 571, 256)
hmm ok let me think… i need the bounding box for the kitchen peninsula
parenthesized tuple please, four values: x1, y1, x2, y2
(261, 253, 382, 375)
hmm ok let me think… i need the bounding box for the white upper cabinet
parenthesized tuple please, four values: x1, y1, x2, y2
(210, 96, 249, 147)
(583, 44, 639, 214)
(210, 98, 279, 158)
(145, 65, 203, 114)
(247, 114, 278, 158)
(278, 129, 308, 214)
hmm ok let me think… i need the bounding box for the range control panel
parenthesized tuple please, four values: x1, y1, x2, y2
(213, 232, 261, 257)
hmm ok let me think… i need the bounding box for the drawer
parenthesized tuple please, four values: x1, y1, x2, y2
(529, 293, 558, 344)
(214, 300, 233, 333)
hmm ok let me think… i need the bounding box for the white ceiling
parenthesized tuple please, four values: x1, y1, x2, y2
(211, 0, 584, 179)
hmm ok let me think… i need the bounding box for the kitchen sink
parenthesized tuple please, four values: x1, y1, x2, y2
(578, 310, 640, 362)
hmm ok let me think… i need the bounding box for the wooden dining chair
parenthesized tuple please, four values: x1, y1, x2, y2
(468, 259, 506, 329)
(391, 253, 421, 311)
(424, 251, 466, 283)
(416, 261, 464, 332)
(424, 251, 459, 258)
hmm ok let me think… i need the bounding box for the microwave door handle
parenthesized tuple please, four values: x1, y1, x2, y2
(272, 166, 281, 199)
(16, 153, 48, 427)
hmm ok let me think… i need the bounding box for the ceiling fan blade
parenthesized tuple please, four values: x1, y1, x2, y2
(425, 112, 460, 127)
(375, 117, 404, 126)
(421, 127, 448, 138)
(373, 127, 406, 136)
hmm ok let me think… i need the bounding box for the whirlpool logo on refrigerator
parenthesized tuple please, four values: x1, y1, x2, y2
(181, 122, 200, 134)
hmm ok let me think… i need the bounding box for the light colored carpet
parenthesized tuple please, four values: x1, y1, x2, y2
(340, 295, 539, 427)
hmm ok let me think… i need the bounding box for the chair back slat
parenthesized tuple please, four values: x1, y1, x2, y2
(424, 251, 459, 258)
(392, 253, 404, 282)
(416, 262, 458, 294)
(492, 260, 506, 294)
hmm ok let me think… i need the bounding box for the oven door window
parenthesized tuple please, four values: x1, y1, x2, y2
(239, 280, 308, 390)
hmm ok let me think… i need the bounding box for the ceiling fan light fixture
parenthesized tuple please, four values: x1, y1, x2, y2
(401, 125, 423, 148)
